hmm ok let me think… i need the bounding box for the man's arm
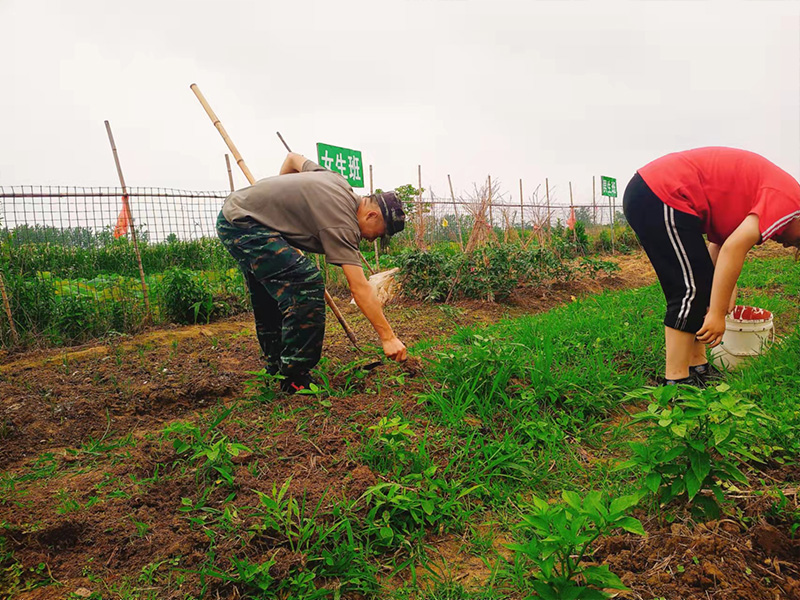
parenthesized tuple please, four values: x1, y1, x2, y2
(279, 152, 307, 175)
(707, 242, 737, 312)
(341, 264, 407, 361)
(696, 215, 761, 346)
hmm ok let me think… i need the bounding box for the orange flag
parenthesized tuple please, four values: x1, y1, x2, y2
(566, 206, 577, 230)
(113, 195, 132, 238)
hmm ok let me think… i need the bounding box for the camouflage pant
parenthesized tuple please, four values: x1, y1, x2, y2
(216, 212, 325, 376)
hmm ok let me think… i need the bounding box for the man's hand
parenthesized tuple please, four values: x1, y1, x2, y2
(279, 152, 306, 175)
(696, 311, 727, 347)
(382, 337, 408, 362)
(342, 264, 406, 360)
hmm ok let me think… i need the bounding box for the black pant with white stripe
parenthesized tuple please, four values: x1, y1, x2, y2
(623, 173, 713, 333)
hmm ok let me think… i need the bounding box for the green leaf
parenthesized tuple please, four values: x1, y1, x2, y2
(421, 499, 435, 515)
(531, 581, 563, 600)
(712, 422, 733, 446)
(670, 423, 687, 438)
(562, 490, 584, 512)
(609, 494, 640, 516)
(379, 526, 393, 541)
(616, 516, 646, 536)
(689, 451, 711, 483)
(724, 463, 749, 485)
(645, 472, 662, 494)
(685, 469, 702, 500)
(582, 564, 628, 589)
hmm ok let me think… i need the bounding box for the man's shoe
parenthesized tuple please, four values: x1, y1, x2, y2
(690, 362, 724, 383)
(659, 373, 704, 388)
(279, 372, 317, 394)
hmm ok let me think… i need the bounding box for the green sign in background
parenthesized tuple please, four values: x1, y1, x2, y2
(316, 143, 364, 188)
(601, 176, 617, 198)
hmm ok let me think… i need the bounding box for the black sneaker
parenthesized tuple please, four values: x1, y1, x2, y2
(690, 362, 724, 383)
(658, 373, 704, 388)
(279, 372, 318, 394)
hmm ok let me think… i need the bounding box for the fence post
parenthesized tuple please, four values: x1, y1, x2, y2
(417, 165, 424, 249)
(545, 177, 551, 231)
(569, 181, 576, 244)
(610, 195, 615, 254)
(0, 272, 19, 344)
(519, 178, 524, 243)
(487, 175, 493, 239)
(447, 174, 464, 252)
(104, 120, 151, 320)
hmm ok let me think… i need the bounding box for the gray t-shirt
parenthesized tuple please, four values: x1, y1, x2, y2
(221, 160, 362, 266)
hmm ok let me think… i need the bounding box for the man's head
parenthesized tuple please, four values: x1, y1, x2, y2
(357, 192, 406, 243)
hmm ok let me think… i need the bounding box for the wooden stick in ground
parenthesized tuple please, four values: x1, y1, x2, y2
(104, 120, 151, 320)
(190, 84, 360, 350)
(0, 272, 19, 344)
(519, 178, 524, 244)
(225, 154, 235, 192)
(487, 175, 494, 241)
(545, 177, 551, 231)
(447, 174, 464, 252)
(569, 181, 576, 244)
(417, 165, 424, 249)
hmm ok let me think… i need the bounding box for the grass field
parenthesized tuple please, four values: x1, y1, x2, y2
(1, 248, 798, 600)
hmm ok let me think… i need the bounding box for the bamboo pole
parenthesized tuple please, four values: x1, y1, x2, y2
(191, 84, 256, 184)
(417, 165, 424, 249)
(487, 175, 493, 237)
(569, 181, 576, 243)
(519, 178, 524, 242)
(447, 174, 464, 252)
(370, 164, 379, 271)
(0, 272, 19, 344)
(545, 177, 551, 231)
(104, 120, 151, 319)
(190, 84, 360, 349)
(225, 154, 235, 192)
(611, 194, 616, 254)
(592, 175, 597, 225)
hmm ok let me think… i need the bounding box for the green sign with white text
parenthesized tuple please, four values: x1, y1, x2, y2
(316, 143, 364, 188)
(601, 176, 617, 198)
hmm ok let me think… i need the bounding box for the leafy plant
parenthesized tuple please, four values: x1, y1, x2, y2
(505, 491, 644, 600)
(158, 267, 214, 324)
(361, 468, 479, 550)
(360, 416, 431, 477)
(617, 383, 768, 518)
(162, 406, 250, 486)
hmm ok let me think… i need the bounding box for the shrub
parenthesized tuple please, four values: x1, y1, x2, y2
(505, 491, 644, 600)
(3, 274, 57, 341)
(617, 383, 767, 518)
(53, 295, 100, 344)
(158, 268, 214, 324)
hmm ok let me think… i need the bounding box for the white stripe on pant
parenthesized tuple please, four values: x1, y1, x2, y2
(663, 204, 697, 330)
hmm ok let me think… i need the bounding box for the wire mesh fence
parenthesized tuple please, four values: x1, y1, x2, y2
(0, 185, 630, 348)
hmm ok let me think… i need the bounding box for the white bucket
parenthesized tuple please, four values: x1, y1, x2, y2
(710, 306, 774, 370)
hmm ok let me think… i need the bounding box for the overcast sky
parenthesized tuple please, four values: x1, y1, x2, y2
(2, 0, 799, 206)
